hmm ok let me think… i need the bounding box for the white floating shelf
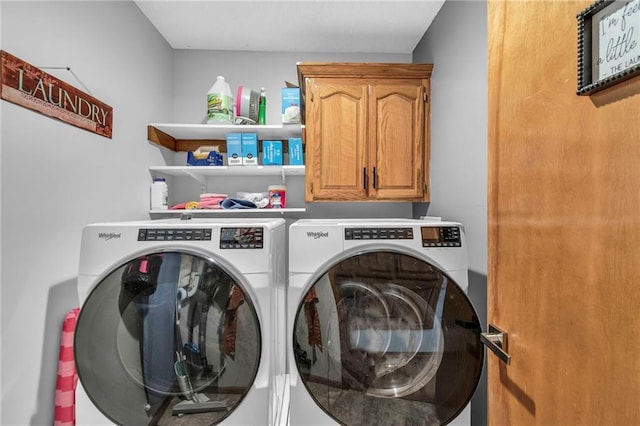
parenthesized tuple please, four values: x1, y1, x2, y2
(150, 165, 305, 178)
(150, 208, 306, 216)
(149, 123, 303, 141)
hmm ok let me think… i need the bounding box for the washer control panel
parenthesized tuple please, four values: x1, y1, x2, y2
(138, 228, 212, 241)
(344, 227, 414, 240)
(220, 227, 264, 249)
(420, 226, 461, 247)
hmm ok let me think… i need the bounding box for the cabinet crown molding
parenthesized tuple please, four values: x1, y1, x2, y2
(297, 63, 433, 98)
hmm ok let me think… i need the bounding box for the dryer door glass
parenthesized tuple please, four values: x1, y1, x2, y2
(75, 251, 261, 425)
(293, 250, 483, 425)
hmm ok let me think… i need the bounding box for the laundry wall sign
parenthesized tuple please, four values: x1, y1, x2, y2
(0, 50, 113, 138)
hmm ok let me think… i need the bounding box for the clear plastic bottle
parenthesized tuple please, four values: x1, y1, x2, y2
(207, 76, 233, 124)
(150, 177, 168, 210)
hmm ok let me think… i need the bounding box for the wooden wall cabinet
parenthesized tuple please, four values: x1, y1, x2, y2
(297, 62, 433, 202)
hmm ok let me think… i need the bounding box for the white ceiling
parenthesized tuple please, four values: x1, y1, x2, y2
(134, 0, 446, 54)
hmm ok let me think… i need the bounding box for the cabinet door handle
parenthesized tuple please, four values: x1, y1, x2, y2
(363, 168, 368, 190)
(373, 167, 377, 189)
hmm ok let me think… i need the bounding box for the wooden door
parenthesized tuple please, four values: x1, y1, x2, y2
(304, 78, 367, 201)
(488, 1, 640, 425)
(369, 80, 427, 200)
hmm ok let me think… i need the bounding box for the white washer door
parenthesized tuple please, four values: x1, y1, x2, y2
(75, 251, 261, 425)
(293, 250, 483, 426)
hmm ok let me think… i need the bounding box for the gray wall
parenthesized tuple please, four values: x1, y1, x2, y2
(172, 50, 410, 125)
(413, 2, 488, 426)
(0, 2, 173, 424)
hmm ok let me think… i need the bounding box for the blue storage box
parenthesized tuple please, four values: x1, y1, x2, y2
(187, 150, 223, 166)
(288, 138, 304, 165)
(281, 88, 301, 123)
(226, 133, 243, 166)
(263, 140, 283, 165)
(242, 133, 258, 165)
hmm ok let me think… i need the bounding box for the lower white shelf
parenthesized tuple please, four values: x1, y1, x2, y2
(150, 208, 306, 216)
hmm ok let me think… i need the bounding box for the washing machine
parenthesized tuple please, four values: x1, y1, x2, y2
(74, 218, 287, 426)
(288, 219, 483, 426)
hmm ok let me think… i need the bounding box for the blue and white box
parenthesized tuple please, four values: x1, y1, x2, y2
(263, 140, 283, 165)
(281, 88, 301, 123)
(226, 133, 242, 166)
(242, 133, 258, 165)
(288, 137, 304, 165)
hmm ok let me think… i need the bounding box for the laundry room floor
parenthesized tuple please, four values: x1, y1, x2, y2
(307, 382, 439, 426)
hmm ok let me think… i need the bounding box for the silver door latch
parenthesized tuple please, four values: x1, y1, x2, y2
(481, 324, 511, 365)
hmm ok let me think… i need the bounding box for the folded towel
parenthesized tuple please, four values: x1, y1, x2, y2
(54, 308, 81, 426)
(170, 197, 228, 210)
(220, 198, 258, 209)
(169, 202, 188, 210)
(198, 197, 225, 207)
(237, 192, 269, 208)
(200, 193, 228, 200)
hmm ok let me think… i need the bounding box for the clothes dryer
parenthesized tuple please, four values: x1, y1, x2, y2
(288, 219, 483, 426)
(74, 218, 287, 426)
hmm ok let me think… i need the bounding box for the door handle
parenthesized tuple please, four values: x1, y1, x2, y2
(481, 324, 511, 365)
(373, 167, 377, 189)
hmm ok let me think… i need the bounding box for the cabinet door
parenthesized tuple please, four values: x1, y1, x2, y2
(305, 78, 368, 201)
(368, 80, 426, 200)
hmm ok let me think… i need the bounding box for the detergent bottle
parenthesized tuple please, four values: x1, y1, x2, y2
(150, 177, 168, 210)
(207, 76, 233, 124)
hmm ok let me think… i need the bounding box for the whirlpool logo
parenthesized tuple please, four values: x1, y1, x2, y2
(306, 231, 329, 239)
(98, 232, 121, 241)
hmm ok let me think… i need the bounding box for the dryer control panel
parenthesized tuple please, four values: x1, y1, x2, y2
(343, 226, 462, 247)
(345, 227, 414, 240)
(420, 226, 461, 247)
(220, 227, 264, 249)
(137, 228, 212, 241)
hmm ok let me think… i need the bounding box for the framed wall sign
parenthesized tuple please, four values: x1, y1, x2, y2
(0, 50, 113, 138)
(577, 0, 640, 95)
